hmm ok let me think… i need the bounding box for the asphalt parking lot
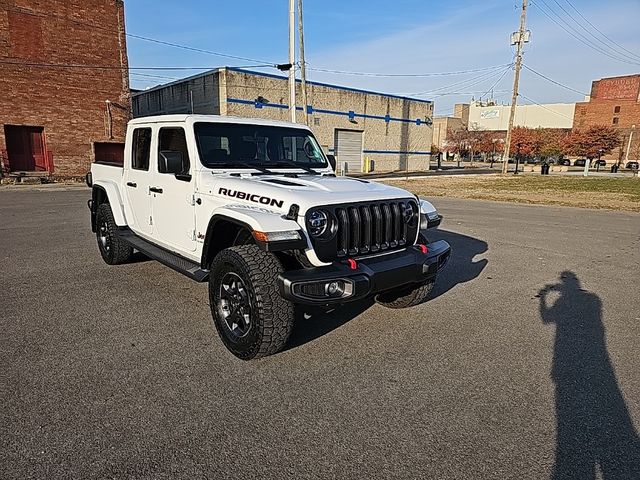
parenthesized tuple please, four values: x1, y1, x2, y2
(2, 186, 639, 479)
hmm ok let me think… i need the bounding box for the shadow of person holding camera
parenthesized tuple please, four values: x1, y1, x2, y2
(538, 271, 640, 479)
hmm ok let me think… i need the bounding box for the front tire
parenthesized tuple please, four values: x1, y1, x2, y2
(95, 203, 133, 265)
(209, 245, 294, 360)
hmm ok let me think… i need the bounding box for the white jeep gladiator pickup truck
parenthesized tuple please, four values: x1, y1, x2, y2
(87, 115, 450, 359)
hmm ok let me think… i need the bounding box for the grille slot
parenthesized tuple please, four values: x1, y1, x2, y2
(327, 200, 417, 259)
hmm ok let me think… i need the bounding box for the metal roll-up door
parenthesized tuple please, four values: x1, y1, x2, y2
(335, 130, 363, 173)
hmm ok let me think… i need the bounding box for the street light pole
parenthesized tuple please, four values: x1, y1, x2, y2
(288, 0, 296, 123)
(297, 0, 308, 125)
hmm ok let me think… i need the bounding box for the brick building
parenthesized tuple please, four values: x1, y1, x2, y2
(573, 74, 640, 163)
(0, 0, 130, 178)
(132, 68, 434, 173)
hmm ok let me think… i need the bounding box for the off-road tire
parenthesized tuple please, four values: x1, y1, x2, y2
(375, 232, 435, 308)
(209, 245, 294, 360)
(95, 203, 133, 265)
(376, 280, 435, 309)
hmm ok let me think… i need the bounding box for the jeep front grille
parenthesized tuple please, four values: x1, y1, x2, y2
(307, 199, 419, 263)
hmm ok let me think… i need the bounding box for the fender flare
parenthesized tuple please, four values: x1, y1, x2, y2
(200, 208, 306, 268)
(92, 181, 127, 226)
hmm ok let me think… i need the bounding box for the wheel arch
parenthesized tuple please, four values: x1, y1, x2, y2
(91, 182, 127, 231)
(201, 215, 255, 269)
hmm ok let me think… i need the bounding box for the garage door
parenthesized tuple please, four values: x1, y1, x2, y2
(335, 130, 363, 174)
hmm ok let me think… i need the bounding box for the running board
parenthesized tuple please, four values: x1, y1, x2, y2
(118, 229, 209, 282)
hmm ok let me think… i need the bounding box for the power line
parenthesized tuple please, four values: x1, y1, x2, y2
(0, 2, 279, 67)
(305, 63, 512, 77)
(479, 67, 512, 99)
(0, 59, 272, 71)
(518, 92, 575, 121)
(125, 33, 277, 65)
(550, 0, 640, 62)
(522, 64, 587, 95)
(563, 0, 640, 62)
(531, 0, 640, 65)
(410, 65, 513, 96)
(130, 72, 179, 80)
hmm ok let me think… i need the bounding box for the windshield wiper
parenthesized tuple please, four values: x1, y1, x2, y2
(272, 161, 321, 175)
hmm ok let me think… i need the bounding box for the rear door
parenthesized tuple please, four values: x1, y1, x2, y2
(149, 126, 196, 253)
(123, 127, 153, 236)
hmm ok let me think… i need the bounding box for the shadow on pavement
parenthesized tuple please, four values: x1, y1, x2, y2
(287, 229, 488, 350)
(538, 271, 640, 479)
(426, 229, 488, 300)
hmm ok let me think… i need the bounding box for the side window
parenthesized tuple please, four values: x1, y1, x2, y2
(131, 128, 151, 170)
(158, 127, 191, 175)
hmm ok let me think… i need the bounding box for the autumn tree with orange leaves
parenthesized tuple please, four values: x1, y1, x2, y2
(563, 125, 620, 160)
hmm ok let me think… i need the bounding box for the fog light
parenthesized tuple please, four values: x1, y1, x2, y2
(327, 281, 340, 295)
(294, 279, 354, 300)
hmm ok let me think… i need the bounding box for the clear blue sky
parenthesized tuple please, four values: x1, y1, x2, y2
(124, 0, 640, 115)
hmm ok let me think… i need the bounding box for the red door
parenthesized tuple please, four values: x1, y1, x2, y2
(4, 125, 49, 172)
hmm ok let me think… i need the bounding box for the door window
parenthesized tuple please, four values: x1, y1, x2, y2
(158, 127, 190, 175)
(131, 128, 151, 171)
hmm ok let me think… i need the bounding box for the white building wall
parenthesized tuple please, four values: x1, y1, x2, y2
(467, 102, 575, 130)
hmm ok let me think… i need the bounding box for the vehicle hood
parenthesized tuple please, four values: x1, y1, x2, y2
(198, 173, 416, 214)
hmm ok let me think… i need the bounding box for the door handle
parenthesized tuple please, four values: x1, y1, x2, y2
(126, 182, 137, 188)
(149, 187, 163, 194)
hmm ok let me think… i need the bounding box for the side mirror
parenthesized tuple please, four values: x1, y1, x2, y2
(326, 154, 336, 171)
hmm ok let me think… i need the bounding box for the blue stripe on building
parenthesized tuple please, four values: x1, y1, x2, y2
(226, 98, 427, 126)
(226, 67, 433, 104)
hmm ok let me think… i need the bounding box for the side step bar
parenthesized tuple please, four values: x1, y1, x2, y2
(118, 229, 209, 282)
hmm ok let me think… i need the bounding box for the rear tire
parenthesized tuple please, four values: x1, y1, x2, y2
(376, 234, 434, 308)
(376, 280, 435, 309)
(95, 203, 133, 265)
(209, 245, 294, 360)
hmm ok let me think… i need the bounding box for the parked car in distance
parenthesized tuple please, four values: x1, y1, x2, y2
(574, 159, 587, 167)
(626, 161, 639, 170)
(558, 159, 571, 166)
(593, 159, 607, 167)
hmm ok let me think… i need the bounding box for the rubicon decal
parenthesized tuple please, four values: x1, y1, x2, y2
(218, 188, 284, 208)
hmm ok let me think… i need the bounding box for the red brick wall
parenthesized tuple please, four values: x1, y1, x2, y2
(0, 0, 130, 177)
(573, 75, 640, 162)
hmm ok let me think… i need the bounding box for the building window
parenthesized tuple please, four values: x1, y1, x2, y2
(613, 117, 619, 125)
(8, 12, 44, 60)
(614, 106, 621, 113)
(314, 117, 321, 126)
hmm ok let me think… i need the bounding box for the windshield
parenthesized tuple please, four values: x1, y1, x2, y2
(194, 122, 328, 169)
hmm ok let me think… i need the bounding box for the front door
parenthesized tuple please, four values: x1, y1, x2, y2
(150, 126, 196, 253)
(123, 127, 153, 236)
(4, 125, 48, 172)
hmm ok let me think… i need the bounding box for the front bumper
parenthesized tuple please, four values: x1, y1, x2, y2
(278, 240, 451, 304)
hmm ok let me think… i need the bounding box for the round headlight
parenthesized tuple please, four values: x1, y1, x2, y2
(308, 210, 328, 237)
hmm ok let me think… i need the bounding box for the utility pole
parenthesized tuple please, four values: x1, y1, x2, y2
(297, 0, 308, 125)
(288, 0, 297, 123)
(502, 0, 529, 174)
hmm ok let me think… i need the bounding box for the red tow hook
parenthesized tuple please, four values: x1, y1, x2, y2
(417, 244, 429, 254)
(347, 258, 358, 270)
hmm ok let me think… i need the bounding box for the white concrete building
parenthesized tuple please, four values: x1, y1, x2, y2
(466, 101, 575, 131)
